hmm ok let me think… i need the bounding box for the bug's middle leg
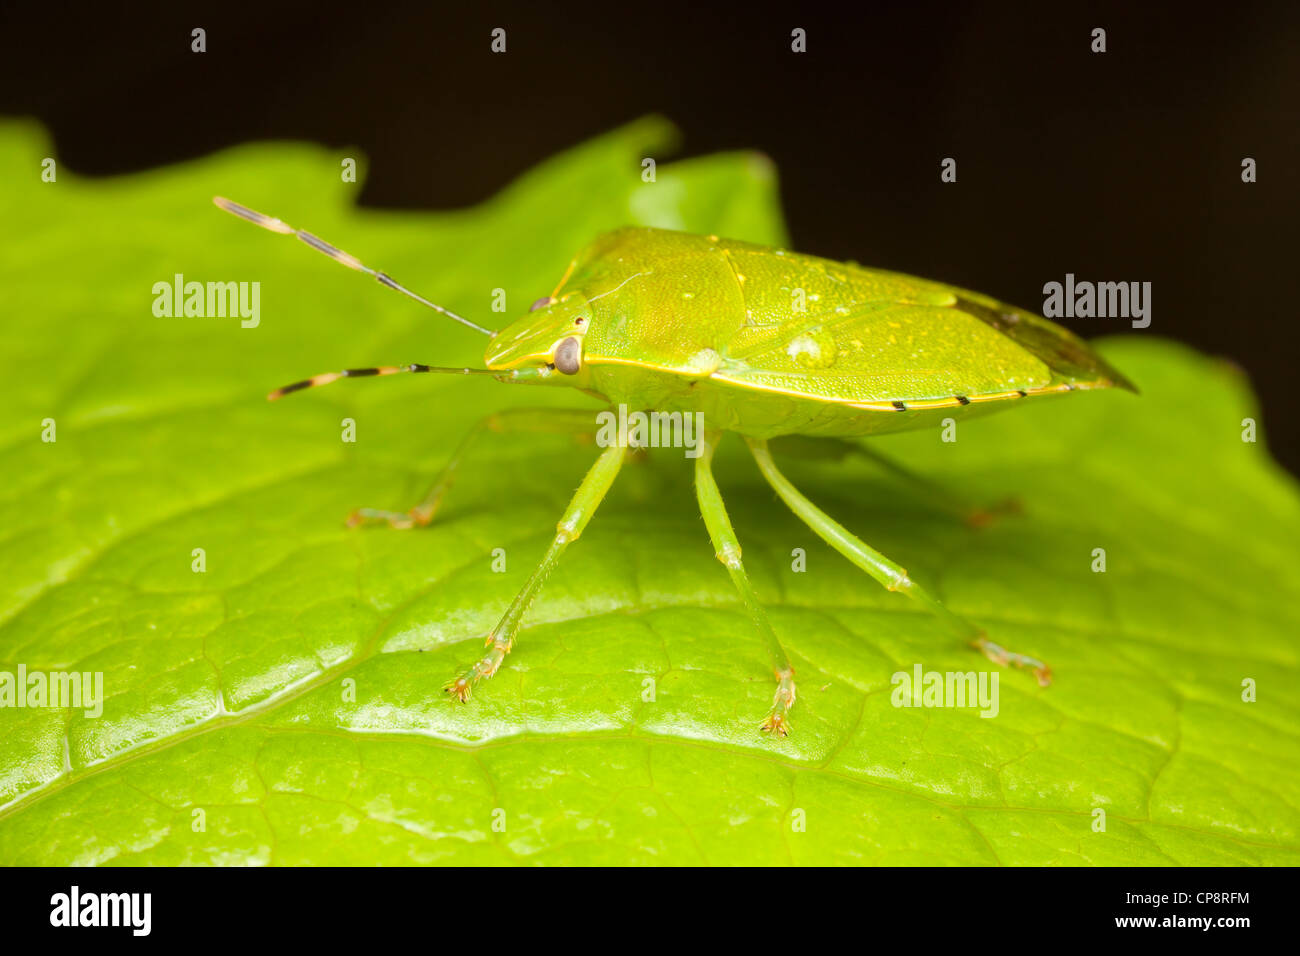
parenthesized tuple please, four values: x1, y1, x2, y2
(446, 440, 627, 701)
(694, 432, 797, 736)
(348, 407, 600, 529)
(746, 437, 1050, 686)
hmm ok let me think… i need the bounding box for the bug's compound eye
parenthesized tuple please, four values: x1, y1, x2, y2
(529, 296, 554, 312)
(553, 336, 582, 374)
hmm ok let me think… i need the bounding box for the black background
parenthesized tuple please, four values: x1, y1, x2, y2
(1, 865, 1277, 939)
(2, 1, 1297, 471)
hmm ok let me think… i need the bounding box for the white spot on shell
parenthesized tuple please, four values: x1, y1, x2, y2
(787, 328, 837, 369)
(685, 348, 722, 375)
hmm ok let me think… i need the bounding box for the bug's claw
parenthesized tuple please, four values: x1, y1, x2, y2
(974, 635, 1051, 686)
(760, 712, 791, 737)
(445, 677, 473, 702)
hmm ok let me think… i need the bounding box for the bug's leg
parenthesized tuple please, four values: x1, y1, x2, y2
(746, 437, 1050, 686)
(694, 432, 798, 736)
(446, 440, 627, 701)
(850, 442, 1021, 528)
(347, 407, 600, 529)
(768, 435, 1019, 528)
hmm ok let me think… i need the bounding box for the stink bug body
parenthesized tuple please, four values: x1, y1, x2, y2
(215, 197, 1135, 736)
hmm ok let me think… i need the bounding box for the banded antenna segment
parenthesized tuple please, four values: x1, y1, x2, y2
(212, 196, 498, 337)
(267, 363, 497, 401)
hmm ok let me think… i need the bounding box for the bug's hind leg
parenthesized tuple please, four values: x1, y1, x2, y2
(850, 441, 1021, 529)
(695, 432, 797, 736)
(746, 437, 1050, 686)
(768, 435, 1020, 528)
(446, 441, 626, 701)
(348, 407, 600, 529)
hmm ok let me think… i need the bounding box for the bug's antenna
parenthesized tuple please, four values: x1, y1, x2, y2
(212, 196, 498, 337)
(268, 364, 498, 401)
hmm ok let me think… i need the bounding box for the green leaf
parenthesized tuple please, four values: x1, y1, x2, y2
(1, 117, 1297, 866)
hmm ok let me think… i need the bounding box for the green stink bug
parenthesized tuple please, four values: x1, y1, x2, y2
(214, 197, 1135, 736)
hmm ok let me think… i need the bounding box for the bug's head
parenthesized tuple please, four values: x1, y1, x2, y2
(484, 292, 592, 376)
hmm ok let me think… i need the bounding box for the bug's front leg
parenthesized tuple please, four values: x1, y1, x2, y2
(746, 437, 1050, 686)
(348, 407, 600, 529)
(694, 431, 798, 736)
(445, 440, 627, 701)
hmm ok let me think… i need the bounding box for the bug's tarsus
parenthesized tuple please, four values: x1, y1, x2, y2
(974, 634, 1052, 687)
(212, 196, 498, 337)
(964, 496, 1024, 530)
(266, 364, 494, 401)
